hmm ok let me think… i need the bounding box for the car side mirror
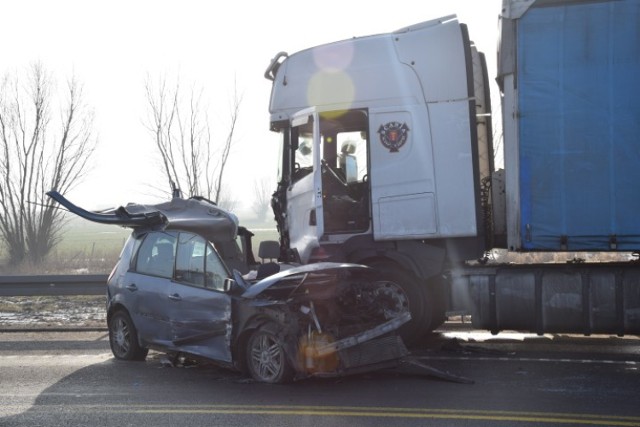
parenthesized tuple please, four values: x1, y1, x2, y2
(231, 270, 250, 292)
(223, 277, 235, 293)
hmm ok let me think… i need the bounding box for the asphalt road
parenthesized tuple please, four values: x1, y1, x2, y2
(1, 328, 639, 427)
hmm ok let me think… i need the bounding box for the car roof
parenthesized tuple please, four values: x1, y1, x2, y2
(47, 191, 238, 242)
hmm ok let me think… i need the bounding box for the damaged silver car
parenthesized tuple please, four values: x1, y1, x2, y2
(47, 191, 411, 383)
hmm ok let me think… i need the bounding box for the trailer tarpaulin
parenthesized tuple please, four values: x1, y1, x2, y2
(517, 0, 640, 250)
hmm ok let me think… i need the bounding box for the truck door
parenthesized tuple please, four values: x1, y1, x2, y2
(285, 109, 372, 262)
(369, 109, 439, 240)
(285, 111, 324, 263)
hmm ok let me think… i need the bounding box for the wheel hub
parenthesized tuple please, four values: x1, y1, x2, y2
(116, 329, 126, 347)
(376, 283, 409, 316)
(115, 328, 127, 347)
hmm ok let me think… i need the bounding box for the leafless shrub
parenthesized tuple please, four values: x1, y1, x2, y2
(251, 177, 273, 222)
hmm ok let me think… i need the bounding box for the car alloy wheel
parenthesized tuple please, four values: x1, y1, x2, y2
(246, 324, 293, 383)
(108, 310, 148, 361)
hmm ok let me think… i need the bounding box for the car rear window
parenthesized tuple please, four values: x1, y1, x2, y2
(135, 232, 177, 278)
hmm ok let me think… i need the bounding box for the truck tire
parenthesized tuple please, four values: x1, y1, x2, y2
(369, 262, 431, 347)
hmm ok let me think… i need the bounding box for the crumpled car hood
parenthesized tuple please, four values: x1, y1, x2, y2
(240, 262, 372, 299)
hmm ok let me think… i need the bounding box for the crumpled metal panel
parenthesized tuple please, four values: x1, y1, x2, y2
(241, 262, 371, 298)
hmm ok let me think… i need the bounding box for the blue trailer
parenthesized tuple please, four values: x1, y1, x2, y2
(500, 0, 640, 252)
(458, 0, 640, 335)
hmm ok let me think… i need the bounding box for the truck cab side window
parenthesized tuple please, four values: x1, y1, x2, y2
(291, 120, 315, 183)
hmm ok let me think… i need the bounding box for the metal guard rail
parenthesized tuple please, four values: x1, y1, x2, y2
(0, 275, 109, 296)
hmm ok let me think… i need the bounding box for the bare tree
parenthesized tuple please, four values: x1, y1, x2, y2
(251, 177, 273, 222)
(0, 64, 96, 266)
(144, 75, 242, 210)
(216, 186, 239, 213)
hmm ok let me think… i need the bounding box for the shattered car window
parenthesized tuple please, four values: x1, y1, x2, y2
(176, 233, 206, 286)
(205, 243, 230, 291)
(135, 232, 177, 279)
(175, 232, 229, 290)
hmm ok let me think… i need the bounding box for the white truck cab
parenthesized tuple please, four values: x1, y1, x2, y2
(266, 15, 494, 341)
(268, 15, 493, 262)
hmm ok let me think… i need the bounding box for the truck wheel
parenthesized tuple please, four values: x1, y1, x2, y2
(370, 262, 430, 346)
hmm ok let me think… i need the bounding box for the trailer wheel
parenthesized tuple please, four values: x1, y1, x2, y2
(369, 262, 430, 346)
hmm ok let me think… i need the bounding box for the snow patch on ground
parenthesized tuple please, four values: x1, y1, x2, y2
(0, 296, 106, 328)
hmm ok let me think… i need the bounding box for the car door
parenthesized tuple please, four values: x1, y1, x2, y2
(168, 232, 233, 362)
(122, 231, 177, 347)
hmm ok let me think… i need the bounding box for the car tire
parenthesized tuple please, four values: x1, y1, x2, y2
(108, 310, 148, 361)
(245, 323, 294, 384)
(369, 262, 430, 347)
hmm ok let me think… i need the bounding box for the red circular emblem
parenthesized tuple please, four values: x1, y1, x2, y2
(378, 122, 410, 152)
